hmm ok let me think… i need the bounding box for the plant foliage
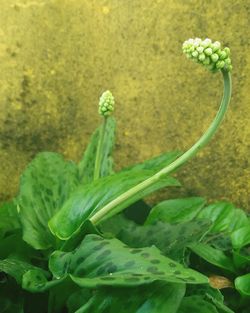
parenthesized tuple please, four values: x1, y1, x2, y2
(0, 106, 249, 313)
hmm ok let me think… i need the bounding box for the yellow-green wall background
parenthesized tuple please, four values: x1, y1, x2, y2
(0, 0, 249, 209)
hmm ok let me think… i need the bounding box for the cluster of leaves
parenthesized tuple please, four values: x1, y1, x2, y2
(0, 117, 249, 313)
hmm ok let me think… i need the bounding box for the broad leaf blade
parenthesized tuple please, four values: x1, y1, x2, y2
(68, 282, 185, 313)
(17, 152, 79, 249)
(22, 269, 64, 293)
(49, 234, 208, 288)
(232, 250, 250, 270)
(178, 296, 219, 313)
(189, 243, 236, 273)
(235, 273, 250, 296)
(122, 151, 181, 173)
(146, 197, 206, 224)
(187, 284, 234, 313)
(101, 216, 211, 261)
(0, 202, 20, 238)
(49, 170, 180, 240)
(137, 282, 185, 313)
(231, 225, 250, 250)
(78, 117, 116, 184)
(0, 232, 39, 261)
(198, 202, 248, 234)
(0, 258, 45, 284)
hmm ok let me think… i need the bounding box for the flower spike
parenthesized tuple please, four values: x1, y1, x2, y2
(182, 38, 232, 72)
(90, 39, 232, 225)
(98, 90, 115, 117)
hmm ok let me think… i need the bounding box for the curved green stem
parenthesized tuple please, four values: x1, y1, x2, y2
(90, 70, 232, 225)
(93, 117, 107, 180)
(154, 70, 231, 176)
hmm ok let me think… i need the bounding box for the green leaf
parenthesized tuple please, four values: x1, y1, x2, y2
(47, 279, 80, 313)
(0, 232, 39, 261)
(122, 151, 181, 173)
(235, 273, 250, 296)
(205, 233, 232, 252)
(178, 296, 219, 313)
(0, 202, 20, 238)
(205, 291, 235, 313)
(101, 216, 211, 261)
(67, 289, 92, 313)
(137, 282, 185, 313)
(16, 152, 79, 249)
(78, 117, 116, 184)
(232, 250, 250, 270)
(61, 219, 101, 252)
(49, 234, 208, 288)
(0, 258, 44, 284)
(22, 269, 63, 293)
(49, 170, 180, 240)
(231, 225, 250, 250)
(99, 214, 129, 236)
(68, 282, 185, 313)
(189, 243, 236, 273)
(187, 284, 234, 313)
(198, 202, 248, 234)
(146, 197, 206, 224)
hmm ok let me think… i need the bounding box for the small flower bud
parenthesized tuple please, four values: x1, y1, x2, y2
(196, 46, 204, 53)
(203, 57, 211, 65)
(198, 53, 206, 61)
(98, 90, 115, 117)
(192, 51, 199, 58)
(211, 53, 219, 62)
(202, 38, 212, 48)
(216, 60, 225, 69)
(212, 41, 221, 51)
(204, 48, 213, 56)
(225, 58, 231, 65)
(219, 50, 227, 60)
(224, 47, 230, 55)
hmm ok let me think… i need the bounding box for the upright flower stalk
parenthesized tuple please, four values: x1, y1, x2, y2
(93, 90, 115, 180)
(90, 38, 232, 225)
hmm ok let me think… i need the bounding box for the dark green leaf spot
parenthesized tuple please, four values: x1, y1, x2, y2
(150, 259, 161, 264)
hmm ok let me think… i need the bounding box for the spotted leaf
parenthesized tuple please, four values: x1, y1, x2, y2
(101, 216, 211, 261)
(16, 152, 79, 249)
(0, 258, 47, 285)
(22, 269, 63, 292)
(49, 170, 180, 240)
(0, 202, 20, 239)
(49, 234, 208, 288)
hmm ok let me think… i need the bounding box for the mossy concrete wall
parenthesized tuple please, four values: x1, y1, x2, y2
(0, 0, 249, 209)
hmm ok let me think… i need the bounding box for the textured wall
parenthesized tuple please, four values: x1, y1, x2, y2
(0, 0, 249, 209)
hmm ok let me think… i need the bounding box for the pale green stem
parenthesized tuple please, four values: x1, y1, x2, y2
(90, 70, 232, 225)
(93, 117, 107, 180)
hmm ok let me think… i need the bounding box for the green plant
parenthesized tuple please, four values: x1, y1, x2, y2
(0, 38, 249, 313)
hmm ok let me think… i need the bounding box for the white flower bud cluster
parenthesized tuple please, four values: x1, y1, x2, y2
(98, 90, 115, 117)
(182, 38, 232, 72)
